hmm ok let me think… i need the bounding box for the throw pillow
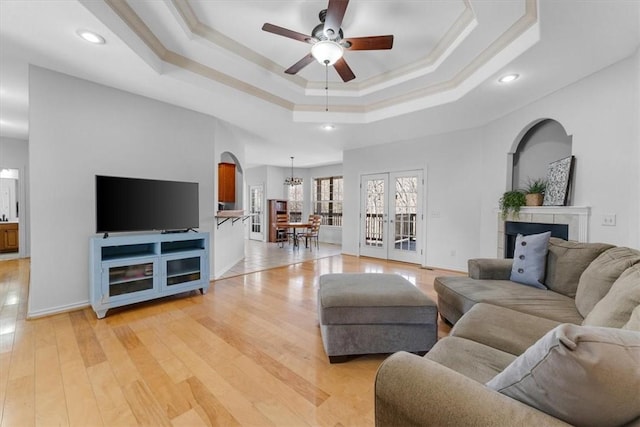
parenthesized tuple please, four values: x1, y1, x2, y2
(624, 305, 640, 331)
(486, 324, 640, 427)
(544, 238, 614, 297)
(583, 264, 640, 328)
(575, 247, 640, 317)
(509, 232, 551, 289)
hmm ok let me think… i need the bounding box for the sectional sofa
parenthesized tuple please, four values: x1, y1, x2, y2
(375, 238, 640, 426)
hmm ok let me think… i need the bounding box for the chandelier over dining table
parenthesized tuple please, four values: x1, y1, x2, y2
(284, 156, 303, 186)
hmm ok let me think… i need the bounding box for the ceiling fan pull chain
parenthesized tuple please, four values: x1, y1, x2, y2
(325, 61, 329, 112)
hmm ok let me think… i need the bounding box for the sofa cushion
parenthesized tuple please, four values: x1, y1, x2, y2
(575, 247, 640, 317)
(450, 303, 561, 356)
(425, 336, 516, 384)
(583, 264, 640, 328)
(509, 232, 551, 289)
(544, 238, 614, 297)
(435, 276, 583, 324)
(624, 305, 640, 331)
(486, 324, 640, 427)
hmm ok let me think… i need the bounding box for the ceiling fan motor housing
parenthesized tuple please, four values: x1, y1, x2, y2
(312, 16, 344, 43)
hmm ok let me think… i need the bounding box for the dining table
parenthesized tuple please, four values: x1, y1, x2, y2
(284, 222, 311, 248)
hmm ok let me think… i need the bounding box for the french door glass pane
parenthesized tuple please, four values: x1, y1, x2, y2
(250, 187, 262, 233)
(365, 179, 385, 247)
(394, 176, 418, 252)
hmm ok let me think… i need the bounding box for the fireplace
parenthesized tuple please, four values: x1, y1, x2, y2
(497, 206, 590, 258)
(504, 221, 568, 258)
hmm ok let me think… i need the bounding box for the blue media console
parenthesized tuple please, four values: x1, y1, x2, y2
(89, 232, 210, 318)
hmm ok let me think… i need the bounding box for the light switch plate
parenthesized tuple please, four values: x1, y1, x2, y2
(602, 214, 616, 226)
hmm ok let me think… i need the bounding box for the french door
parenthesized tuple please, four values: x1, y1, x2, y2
(360, 170, 423, 264)
(248, 184, 264, 241)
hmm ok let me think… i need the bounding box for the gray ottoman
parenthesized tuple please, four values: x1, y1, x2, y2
(318, 273, 438, 363)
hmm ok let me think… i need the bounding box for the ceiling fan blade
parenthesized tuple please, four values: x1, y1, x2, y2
(262, 23, 313, 44)
(344, 35, 394, 50)
(334, 57, 355, 82)
(285, 53, 315, 75)
(324, 0, 349, 39)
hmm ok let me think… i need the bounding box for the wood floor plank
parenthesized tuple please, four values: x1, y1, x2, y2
(113, 325, 194, 420)
(122, 379, 173, 427)
(197, 315, 330, 406)
(52, 314, 103, 427)
(182, 376, 241, 427)
(0, 252, 461, 427)
(69, 310, 107, 368)
(1, 374, 34, 427)
(86, 361, 138, 426)
(34, 343, 69, 426)
(157, 321, 276, 426)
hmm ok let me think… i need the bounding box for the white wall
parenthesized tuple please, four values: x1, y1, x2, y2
(28, 66, 218, 317)
(0, 136, 29, 256)
(344, 51, 640, 271)
(212, 121, 247, 277)
(343, 128, 484, 270)
(480, 52, 640, 256)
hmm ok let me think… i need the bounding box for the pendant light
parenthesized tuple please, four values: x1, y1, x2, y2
(284, 156, 303, 186)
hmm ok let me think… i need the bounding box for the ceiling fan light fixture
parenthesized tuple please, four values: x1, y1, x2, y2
(311, 40, 344, 66)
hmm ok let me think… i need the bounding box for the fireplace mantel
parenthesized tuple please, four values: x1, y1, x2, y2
(497, 206, 590, 258)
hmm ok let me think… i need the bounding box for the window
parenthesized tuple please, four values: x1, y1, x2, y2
(313, 176, 343, 226)
(288, 184, 303, 222)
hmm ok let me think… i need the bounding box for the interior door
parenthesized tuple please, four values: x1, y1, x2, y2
(248, 184, 264, 241)
(360, 171, 423, 264)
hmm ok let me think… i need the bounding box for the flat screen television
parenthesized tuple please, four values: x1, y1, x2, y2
(96, 175, 199, 233)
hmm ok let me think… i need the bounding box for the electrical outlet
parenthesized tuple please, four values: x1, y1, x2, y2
(450, 250, 456, 257)
(602, 214, 616, 226)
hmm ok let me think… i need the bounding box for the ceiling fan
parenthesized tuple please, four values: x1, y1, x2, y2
(262, 0, 394, 82)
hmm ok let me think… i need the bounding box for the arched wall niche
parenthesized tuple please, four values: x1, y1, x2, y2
(507, 118, 572, 190)
(218, 151, 243, 210)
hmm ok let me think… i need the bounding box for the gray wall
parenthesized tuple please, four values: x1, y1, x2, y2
(28, 66, 218, 317)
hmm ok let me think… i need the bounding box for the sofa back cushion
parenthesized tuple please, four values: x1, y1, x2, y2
(486, 323, 640, 427)
(575, 247, 640, 317)
(583, 264, 640, 328)
(544, 238, 614, 297)
(624, 305, 640, 331)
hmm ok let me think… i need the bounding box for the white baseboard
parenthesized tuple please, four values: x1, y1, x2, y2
(27, 300, 90, 319)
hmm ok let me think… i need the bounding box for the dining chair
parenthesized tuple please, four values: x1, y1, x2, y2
(298, 215, 322, 251)
(275, 213, 290, 248)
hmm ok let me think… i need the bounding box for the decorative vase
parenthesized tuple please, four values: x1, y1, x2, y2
(526, 193, 544, 206)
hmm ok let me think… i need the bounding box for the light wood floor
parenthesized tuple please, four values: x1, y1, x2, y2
(0, 254, 462, 427)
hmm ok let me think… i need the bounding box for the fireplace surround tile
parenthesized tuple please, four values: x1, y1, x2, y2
(497, 207, 590, 258)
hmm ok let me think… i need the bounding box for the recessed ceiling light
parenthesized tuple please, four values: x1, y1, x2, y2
(322, 124, 335, 131)
(77, 30, 105, 45)
(498, 74, 519, 83)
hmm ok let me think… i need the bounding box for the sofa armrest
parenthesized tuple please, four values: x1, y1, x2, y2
(375, 352, 569, 427)
(468, 258, 513, 280)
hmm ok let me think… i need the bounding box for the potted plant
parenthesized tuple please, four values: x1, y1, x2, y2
(499, 190, 526, 220)
(524, 178, 547, 206)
